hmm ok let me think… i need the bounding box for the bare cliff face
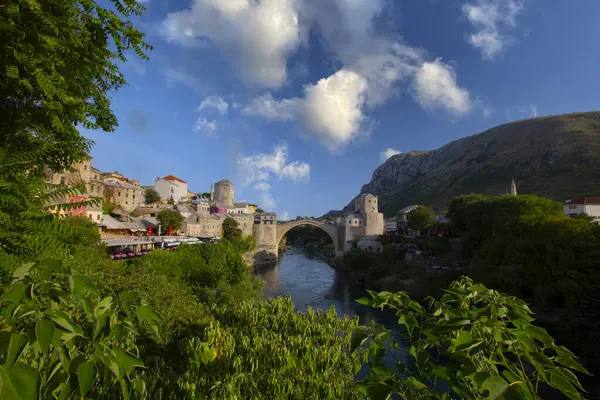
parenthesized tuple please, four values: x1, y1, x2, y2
(325, 111, 600, 217)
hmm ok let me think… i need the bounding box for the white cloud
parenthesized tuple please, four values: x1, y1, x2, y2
(253, 182, 271, 192)
(160, 0, 301, 88)
(198, 96, 229, 115)
(238, 143, 310, 186)
(244, 69, 370, 152)
(380, 148, 402, 163)
(279, 211, 290, 221)
(193, 118, 217, 136)
(412, 60, 471, 116)
(462, 0, 524, 59)
(261, 193, 276, 210)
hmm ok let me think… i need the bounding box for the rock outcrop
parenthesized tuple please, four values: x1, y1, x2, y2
(324, 112, 600, 217)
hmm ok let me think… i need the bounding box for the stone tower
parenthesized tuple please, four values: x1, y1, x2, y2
(510, 178, 517, 196)
(354, 193, 384, 235)
(214, 179, 235, 207)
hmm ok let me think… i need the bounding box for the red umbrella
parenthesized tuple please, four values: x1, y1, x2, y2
(167, 225, 173, 236)
(147, 226, 152, 236)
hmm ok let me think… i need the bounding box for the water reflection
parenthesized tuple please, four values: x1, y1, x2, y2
(253, 246, 400, 329)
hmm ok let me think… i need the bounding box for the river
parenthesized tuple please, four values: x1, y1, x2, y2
(252, 245, 402, 334)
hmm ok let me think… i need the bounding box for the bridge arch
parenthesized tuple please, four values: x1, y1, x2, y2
(276, 220, 338, 250)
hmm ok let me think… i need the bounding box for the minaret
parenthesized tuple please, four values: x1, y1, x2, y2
(209, 183, 214, 202)
(510, 177, 517, 196)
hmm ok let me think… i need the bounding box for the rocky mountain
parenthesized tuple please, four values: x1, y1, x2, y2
(324, 112, 600, 217)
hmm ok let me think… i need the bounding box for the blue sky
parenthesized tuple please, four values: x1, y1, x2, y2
(85, 0, 600, 219)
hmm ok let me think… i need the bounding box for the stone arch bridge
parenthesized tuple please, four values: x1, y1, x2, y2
(277, 220, 339, 249)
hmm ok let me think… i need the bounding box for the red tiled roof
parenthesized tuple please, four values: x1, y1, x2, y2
(162, 175, 187, 183)
(564, 197, 600, 205)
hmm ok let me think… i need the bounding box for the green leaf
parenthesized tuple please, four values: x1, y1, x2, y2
(524, 325, 553, 346)
(481, 375, 508, 399)
(5, 333, 28, 369)
(48, 311, 84, 336)
(79, 297, 92, 316)
(57, 374, 77, 400)
(36, 319, 55, 355)
(11, 263, 34, 280)
(111, 348, 145, 376)
(555, 356, 590, 375)
(93, 315, 110, 340)
(286, 353, 296, 368)
(404, 376, 428, 390)
(547, 368, 581, 399)
(350, 330, 368, 352)
(68, 275, 98, 296)
(454, 330, 473, 350)
(135, 305, 161, 324)
(355, 297, 371, 306)
(0, 282, 27, 304)
(1, 362, 40, 400)
(78, 362, 97, 397)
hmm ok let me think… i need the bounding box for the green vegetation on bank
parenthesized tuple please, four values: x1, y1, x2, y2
(0, 0, 591, 398)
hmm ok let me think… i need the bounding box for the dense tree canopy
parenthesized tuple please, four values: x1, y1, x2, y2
(156, 209, 183, 233)
(144, 188, 161, 205)
(406, 205, 436, 231)
(0, 0, 151, 171)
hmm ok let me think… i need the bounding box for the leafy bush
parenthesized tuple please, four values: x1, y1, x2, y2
(0, 259, 160, 399)
(354, 277, 590, 399)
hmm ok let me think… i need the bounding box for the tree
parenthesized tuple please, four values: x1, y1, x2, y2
(200, 192, 211, 198)
(255, 208, 265, 213)
(157, 209, 183, 233)
(222, 217, 243, 242)
(1, 0, 151, 171)
(406, 205, 435, 231)
(354, 277, 589, 399)
(144, 188, 161, 205)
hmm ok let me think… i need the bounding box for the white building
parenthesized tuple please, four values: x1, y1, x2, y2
(384, 217, 397, 234)
(563, 197, 600, 219)
(154, 175, 188, 203)
(396, 205, 419, 223)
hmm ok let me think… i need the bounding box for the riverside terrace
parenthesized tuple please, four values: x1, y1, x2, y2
(103, 236, 206, 260)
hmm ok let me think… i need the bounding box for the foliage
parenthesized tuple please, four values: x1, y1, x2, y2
(256, 208, 265, 213)
(284, 224, 333, 247)
(445, 194, 600, 381)
(0, 259, 160, 399)
(144, 189, 161, 205)
(0, 150, 101, 262)
(0, 0, 151, 171)
(406, 205, 436, 231)
(146, 297, 365, 399)
(222, 217, 242, 242)
(200, 192, 211, 198)
(354, 277, 589, 399)
(156, 209, 183, 233)
(102, 200, 118, 215)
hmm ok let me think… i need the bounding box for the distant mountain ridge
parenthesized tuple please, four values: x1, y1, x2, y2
(324, 112, 600, 218)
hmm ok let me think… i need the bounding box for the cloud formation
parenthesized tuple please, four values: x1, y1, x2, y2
(380, 148, 402, 163)
(279, 211, 290, 221)
(462, 0, 524, 59)
(198, 96, 229, 115)
(238, 143, 310, 186)
(193, 118, 217, 136)
(160, 0, 301, 88)
(412, 60, 471, 115)
(253, 182, 271, 192)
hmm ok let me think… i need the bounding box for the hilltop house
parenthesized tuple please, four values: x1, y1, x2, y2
(563, 197, 600, 219)
(154, 175, 188, 203)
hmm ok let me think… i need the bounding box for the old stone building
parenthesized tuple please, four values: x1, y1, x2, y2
(103, 178, 144, 211)
(183, 212, 225, 238)
(229, 213, 254, 236)
(213, 179, 235, 207)
(336, 193, 384, 252)
(154, 175, 188, 203)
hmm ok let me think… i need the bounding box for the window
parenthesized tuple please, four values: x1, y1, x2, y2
(60, 177, 65, 185)
(83, 165, 87, 170)
(568, 205, 577, 209)
(118, 191, 121, 196)
(97, 214, 100, 220)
